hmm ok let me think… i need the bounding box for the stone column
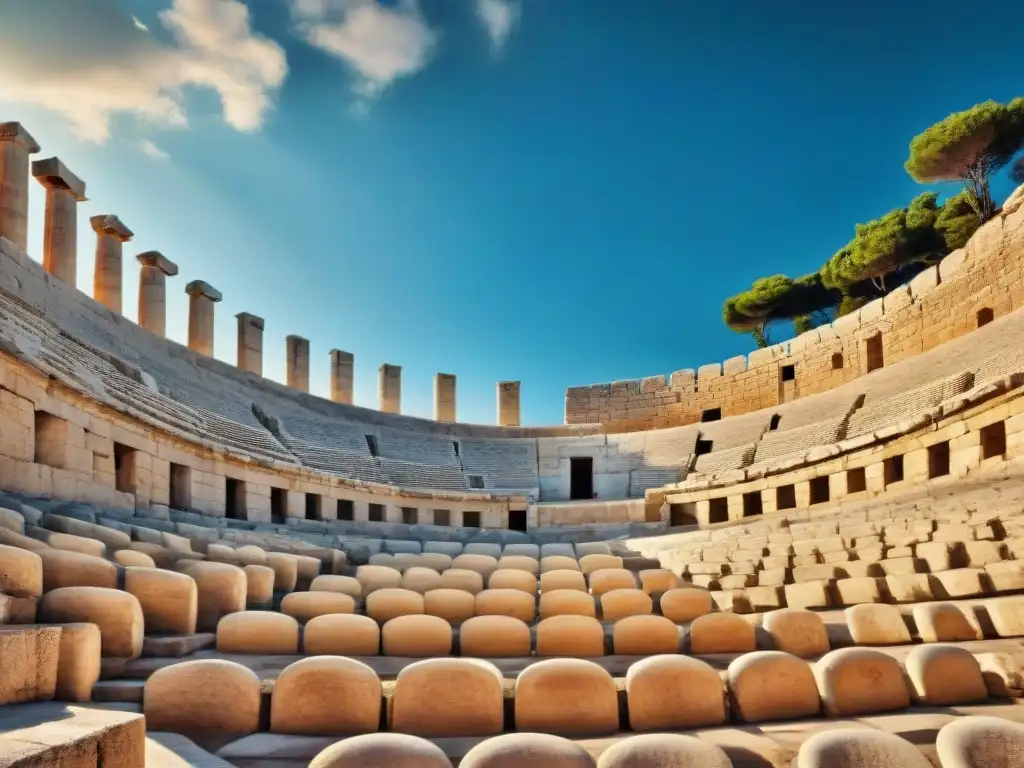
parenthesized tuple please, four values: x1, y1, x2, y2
(379, 364, 401, 414)
(330, 350, 354, 404)
(286, 335, 310, 393)
(236, 312, 264, 375)
(185, 280, 222, 357)
(32, 158, 87, 285)
(0, 122, 40, 251)
(497, 381, 521, 426)
(137, 251, 178, 337)
(90, 215, 133, 313)
(434, 373, 456, 422)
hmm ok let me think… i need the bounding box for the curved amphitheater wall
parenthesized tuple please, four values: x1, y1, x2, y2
(0, 125, 1023, 528)
(566, 189, 1024, 428)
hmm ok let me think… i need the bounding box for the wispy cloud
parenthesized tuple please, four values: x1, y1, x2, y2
(290, 0, 436, 101)
(476, 0, 520, 53)
(139, 139, 170, 161)
(0, 0, 288, 142)
(132, 15, 150, 33)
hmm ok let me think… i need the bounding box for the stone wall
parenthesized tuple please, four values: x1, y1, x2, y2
(566, 185, 1024, 426)
(646, 381, 1024, 528)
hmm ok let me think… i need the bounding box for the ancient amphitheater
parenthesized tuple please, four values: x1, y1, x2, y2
(3, 120, 1024, 767)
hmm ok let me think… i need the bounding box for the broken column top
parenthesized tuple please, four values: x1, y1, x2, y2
(90, 215, 134, 241)
(185, 280, 222, 302)
(0, 122, 40, 153)
(137, 251, 179, 276)
(236, 312, 264, 329)
(287, 334, 309, 343)
(31, 157, 87, 201)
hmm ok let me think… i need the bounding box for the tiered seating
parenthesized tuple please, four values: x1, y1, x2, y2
(379, 459, 470, 491)
(8, 490, 1024, 766)
(376, 427, 460, 465)
(458, 437, 539, 491)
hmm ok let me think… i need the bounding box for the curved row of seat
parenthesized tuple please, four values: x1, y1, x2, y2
(214, 599, 1024, 657)
(299, 719, 1024, 768)
(144, 646, 1000, 741)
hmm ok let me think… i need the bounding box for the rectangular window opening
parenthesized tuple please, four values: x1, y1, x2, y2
(463, 511, 481, 528)
(981, 421, 1007, 460)
(695, 439, 714, 456)
(270, 488, 287, 525)
(467, 474, 485, 489)
(742, 491, 763, 517)
(701, 408, 722, 423)
(337, 499, 354, 521)
(113, 442, 135, 493)
(169, 463, 191, 510)
(884, 455, 905, 486)
(809, 476, 830, 505)
(708, 497, 729, 524)
(846, 467, 867, 494)
(670, 502, 698, 526)
(769, 414, 781, 431)
(402, 507, 418, 525)
(927, 442, 950, 479)
(433, 509, 450, 526)
(781, 364, 795, 382)
(368, 503, 385, 522)
(776, 484, 796, 510)
(508, 509, 528, 531)
(365, 434, 378, 457)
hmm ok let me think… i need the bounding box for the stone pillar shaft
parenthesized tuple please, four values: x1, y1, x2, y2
(434, 373, 456, 422)
(497, 381, 521, 427)
(286, 335, 310, 392)
(236, 313, 264, 376)
(33, 158, 86, 286)
(0, 122, 40, 251)
(91, 215, 133, 313)
(330, 350, 354, 404)
(137, 252, 178, 337)
(379, 364, 401, 414)
(185, 280, 222, 356)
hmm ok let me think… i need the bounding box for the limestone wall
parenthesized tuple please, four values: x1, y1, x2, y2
(566, 185, 1024, 426)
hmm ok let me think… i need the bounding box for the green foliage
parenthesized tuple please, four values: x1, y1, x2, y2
(906, 98, 1024, 220)
(792, 315, 814, 335)
(820, 193, 942, 293)
(723, 272, 838, 343)
(935, 190, 982, 251)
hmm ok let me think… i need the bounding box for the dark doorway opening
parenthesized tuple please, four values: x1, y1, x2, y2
(306, 493, 321, 520)
(866, 333, 884, 373)
(928, 442, 950, 478)
(270, 488, 287, 524)
(368, 503, 384, 522)
(569, 457, 594, 500)
(337, 499, 354, 521)
(463, 511, 481, 528)
(701, 408, 722, 422)
(225, 478, 245, 520)
(708, 497, 729, 524)
(508, 509, 528, 532)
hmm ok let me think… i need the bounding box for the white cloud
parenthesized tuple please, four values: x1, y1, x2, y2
(139, 139, 170, 161)
(476, 0, 520, 53)
(132, 15, 150, 33)
(0, 0, 287, 142)
(290, 0, 436, 100)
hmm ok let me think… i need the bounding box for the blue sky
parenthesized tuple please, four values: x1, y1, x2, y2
(1, 0, 1023, 426)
